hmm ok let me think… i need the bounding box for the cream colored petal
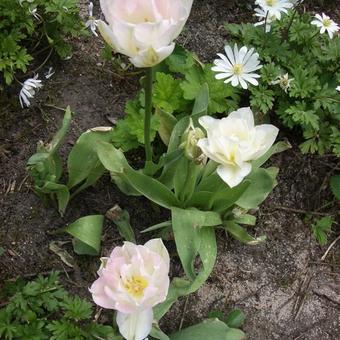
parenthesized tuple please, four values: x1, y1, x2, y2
(116, 309, 153, 340)
(228, 107, 254, 128)
(144, 238, 170, 270)
(217, 163, 252, 188)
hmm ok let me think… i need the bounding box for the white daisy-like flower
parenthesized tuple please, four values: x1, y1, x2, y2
(85, 2, 98, 37)
(19, 75, 43, 108)
(311, 13, 339, 39)
(212, 44, 262, 89)
(29, 7, 41, 20)
(271, 73, 294, 93)
(336, 86, 340, 92)
(254, 7, 277, 32)
(255, 0, 294, 20)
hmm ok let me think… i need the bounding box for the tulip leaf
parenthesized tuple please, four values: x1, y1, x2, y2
(150, 325, 170, 340)
(186, 191, 213, 209)
(225, 309, 246, 328)
(141, 221, 172, 233)
(191, 83, 209, 117)
(123, 167, 180, 209)
(67, 128, 113, 189)
(171, 207, 221, 280)
(155, 107, 178, 146)
(167, 116, 190, 153)
(208, 180, 251, 212)
(173, 155, 189, 199)
(252, 141, 291, 169)
(106, 205, 135, 243)
(170, 319, 245, 340)
(224, 221, 266, 245)
(96, 141, 128, 174)
(236, 167, 279, 209)
(50, 106, 73, 153)
(65, 215, 104, 256)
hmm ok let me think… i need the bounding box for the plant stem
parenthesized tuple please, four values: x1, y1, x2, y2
(144, 67, 154, 164)
(283, 8, 297, 41)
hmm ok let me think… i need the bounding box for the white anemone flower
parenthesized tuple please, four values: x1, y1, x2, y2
(254, 7, 277, 32)
(255, 0, 293, 20)
(336, 86, 340, 92)
(212, 44, 262, 89)
(85, 2, 98, 37)
(311, 13, 339, 39)
(19, 75, 42, 108)
(197, 107, 279, 188)
(271, 73, 294, 93)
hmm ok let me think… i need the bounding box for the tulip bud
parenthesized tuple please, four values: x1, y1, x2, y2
(180, 118, 206, 164)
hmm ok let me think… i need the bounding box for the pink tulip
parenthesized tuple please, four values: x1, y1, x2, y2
(98, 0, 193, 67)
(90, 239, 170, 340)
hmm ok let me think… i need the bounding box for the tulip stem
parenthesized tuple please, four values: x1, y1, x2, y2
(144, 67, 154, 165)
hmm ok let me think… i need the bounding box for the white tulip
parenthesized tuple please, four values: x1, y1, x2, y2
(197, 108, 279, 188)
(98, 0, 193, 68)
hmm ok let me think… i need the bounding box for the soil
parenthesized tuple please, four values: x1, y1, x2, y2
(0, 1, 339, 339)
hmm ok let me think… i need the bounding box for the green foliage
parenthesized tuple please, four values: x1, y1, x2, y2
(111, 46, 240, 152)
(0, 0, 86, 86)
(330, 175, 340, 200)
(311, 216, 333, 246)
(225, 11, 340, 156)
(0, 272, 119, 340)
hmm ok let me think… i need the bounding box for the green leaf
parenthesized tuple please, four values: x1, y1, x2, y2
(171, 207, 221, 280)
(40, 181, 70, 216)
(311, 216, 333, 246)
(153, 72, 186, 113)
(49, 107, 73, 153)
(96, 141, 128, 174)
(330, 175, 340, 200)
(225, 309, 246, 328)
(224, 221, 266, 245)
(192, 83, 209, 117)
(150, 325, 170, 340)
(165, 45, 195, 74)
(64, 215, 104, 256)
(106, 205, 136, 243)
(170, 319, 245, 340)
(155, 108, 177, 146)
(236, 167, 278, 209)
(67, 127, 113, 189)
(252, 141, 291, 169)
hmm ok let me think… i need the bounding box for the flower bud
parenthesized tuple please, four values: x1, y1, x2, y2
(180, 118, 206, 163)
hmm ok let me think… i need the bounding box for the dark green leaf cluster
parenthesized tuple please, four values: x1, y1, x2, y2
(0, 272, 119, 340)
(225, 11, 340, 156)
(111, 46, 240, 152)
(0, 0, 86, 86)
(311, 216, 333, 246)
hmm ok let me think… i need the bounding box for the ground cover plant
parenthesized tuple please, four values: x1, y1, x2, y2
(1, 0, 339, 339)
(0, 0, 86, 90)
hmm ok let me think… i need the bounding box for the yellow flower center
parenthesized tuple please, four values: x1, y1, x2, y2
(265, 0, 277, 6)
(323, 19, 332, 27)
(233, 64, 243, 75)
(123, 275, 148, 298)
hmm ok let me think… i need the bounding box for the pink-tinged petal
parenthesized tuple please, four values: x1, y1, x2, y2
(130, 44, 174, 67)
(116, 309, 153, 340)
(89, 279, 116, 309)
(144, 238, 170, 269)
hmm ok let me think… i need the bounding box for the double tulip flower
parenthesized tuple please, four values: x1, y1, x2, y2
(98, 0, 193, 67)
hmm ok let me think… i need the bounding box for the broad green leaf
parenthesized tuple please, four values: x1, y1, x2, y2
(170, 319, 245, 340)
(191, 83, 209, 117)
(225, 309, 246, 328)
(67, 128, 113, 189)
(330, 175, 340, 200)
(171, 207, 221, 280)
(208, 181, 251, 212)
(123, 167, 180, 209)
(236, 167, 279, 209)
(65, 215, 104, 256)
(234, 214, 256, 226)
(224, 221, 266, 245)
(186, 191, 213, 209)
(167, 116, 190, 153)
(155, 107, 177, 146)
(95, 141, 128, 174)
(173, 156, 189, 199)
(252, 141, 291, 169)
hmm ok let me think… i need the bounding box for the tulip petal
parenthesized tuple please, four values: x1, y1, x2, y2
(97, 20, 120, 52)
(217, 163, 252, 188)
(144, 238, 170, 270)
(228, 107, 254, 128)
(116, 309, 153, 340)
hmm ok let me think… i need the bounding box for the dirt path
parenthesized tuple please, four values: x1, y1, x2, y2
(0, 1, 339, 339)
